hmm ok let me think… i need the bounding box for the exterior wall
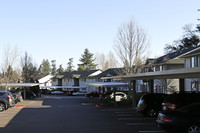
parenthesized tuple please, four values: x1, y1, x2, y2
(142, 63, 183, 93)
(63, 78, 73, 86)
(185, 79, 192, 91)
(185, 58, 191, 68)
(38, 75, 54, 89)
(60, 71, 102, 92)
(152, 64, 184, 72)
(52, 80, 58, 86)
(184, 55, 200, 92)
(184, 57, 193, 91)
(84, 78, 97, 92)
(166, 64, 184, 70)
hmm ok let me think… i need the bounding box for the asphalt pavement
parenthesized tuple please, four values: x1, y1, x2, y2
(0, 95, 167, 133)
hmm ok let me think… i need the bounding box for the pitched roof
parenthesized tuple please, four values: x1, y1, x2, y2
(182, 47, 200, 58)
(59, 70, 101, 79)
(154, 47, 199, 64)
(94, 68, 126, 78)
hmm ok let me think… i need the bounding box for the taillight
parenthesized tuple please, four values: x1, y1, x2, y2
(160, 116, 172, 122)
(162, 103, 177, 111)
(6, 96, 13, 100)
(139, 103, 147, 108)
(169, 104, 177, 110)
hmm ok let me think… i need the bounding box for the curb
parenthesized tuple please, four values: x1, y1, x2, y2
(15, 105, 26, 109)
(96, 104, 103, 108)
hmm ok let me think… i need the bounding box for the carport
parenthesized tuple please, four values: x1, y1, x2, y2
(0, 83, 42, 99)
(88, 82, 129, 105)
(88, 82, 129, 93)
(41, 85, 88, 95)
(101, 67, 200, 109)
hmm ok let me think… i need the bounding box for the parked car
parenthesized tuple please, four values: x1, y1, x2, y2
(40, 89, 51, 94)
(137, 93, 168, 117)
(50, 91, 64, 95)
(162, 92, 200, 111)
(21, 90, 36, 99)
(85, 92, 99, 97)
(0, 99, 8, 112)
(72, 91, 87, 96)
(157, 102, 200, 133)
(0, 91, 15, 112)
(110, 92, 127, 102)
(99, 92, 112, 100)
(12, 92, 23, 103)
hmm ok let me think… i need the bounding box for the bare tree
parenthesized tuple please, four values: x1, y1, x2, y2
(1, 45, 20, 89)
(108, 51, 117, 68)
(95, 51, 117, 71)
(155, 79, 178, 94)
(114, 20, 150, 74)
(114, 19, 150, 109)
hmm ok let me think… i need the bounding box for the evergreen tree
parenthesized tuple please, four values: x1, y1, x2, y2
(66, 58, 74, 72)
(39, 59, 51, 75)
(164, 24, 200, 54)
(21, 52, 39, 82)
(57, 64, 64, 74)
(78, 48, 97, 71)
(51, 60, 57, 75)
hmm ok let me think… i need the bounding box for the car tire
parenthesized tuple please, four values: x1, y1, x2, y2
(0, 103, 6, 112)
(147, 108, 157, 117)
(187, 123, 200, 133)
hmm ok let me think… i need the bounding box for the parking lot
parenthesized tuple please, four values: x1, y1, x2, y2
(0, 95, 167, 133)
(97, 108, 166, 133)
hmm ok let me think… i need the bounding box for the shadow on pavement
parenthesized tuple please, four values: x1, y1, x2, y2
(0, 96, 136, 133)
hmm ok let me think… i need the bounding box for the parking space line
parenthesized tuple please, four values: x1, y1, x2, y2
(126, 123, 156, 126)
(117, 114, 142, 117)
(101, 109, 132, 112)
(114, 111, 137, 114)
(138, 131, 166, 133)
(118, 118, 156, 120)
(81, 103, 95, 106)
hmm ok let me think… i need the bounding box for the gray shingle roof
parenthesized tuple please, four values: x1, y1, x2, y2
(59, 70, 100, 79)
(182, 48, 200, 58)
(94, 68, 126, 78)
(154, 47, 199, 64)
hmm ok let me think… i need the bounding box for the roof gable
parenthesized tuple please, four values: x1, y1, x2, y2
(95, 68, 126, 78)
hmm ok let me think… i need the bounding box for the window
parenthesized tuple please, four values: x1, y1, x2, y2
(160, 66, 163, 71)
(191, 56, 198, 68)
(82, 78, 86, 82)
(198, 56, 200, 67)
(153, 67, 156, 72)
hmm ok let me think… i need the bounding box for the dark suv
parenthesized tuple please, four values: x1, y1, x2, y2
(137, 93, 168, 117)
(162, 92, 200, 111)
(0, 91, 15, 112)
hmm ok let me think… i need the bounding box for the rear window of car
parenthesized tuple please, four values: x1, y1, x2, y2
(177, 102, 200, 112)
(164, 93, 200, 104)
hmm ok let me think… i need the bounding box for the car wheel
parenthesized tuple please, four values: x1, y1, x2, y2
(147, 108, 157, 117)
(0, 103, 6, 112)
(187, 123, 200, 133)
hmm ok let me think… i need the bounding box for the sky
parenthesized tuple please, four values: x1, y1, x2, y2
(0, 0, 199, 69)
